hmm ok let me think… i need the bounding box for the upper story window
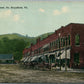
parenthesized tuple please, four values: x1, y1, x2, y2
(60, 38, 63, 47)
(63, 37, 65, 47)
(65, 37, 67, 46)
(56, 40, 58, 48)
(58, 38, 60, 48)
(68, 35, 70, 45)
(50, 42, 51, 47)
(75, 34, 80, 45)
(52, 41, 54, 46)
(54, 41, 56, 46)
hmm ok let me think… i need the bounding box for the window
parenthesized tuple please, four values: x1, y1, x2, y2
(65, 37, 67, 46)
(50, 43, 51, 47)
(54, 41, 56, 46)
(75, 34, 80, 45)
(61, 38, 63, 47)
(57, 40, 59, 48)
(68, 35, 70, 45)
(45, 55, 49, 63)
(49, 55, 55, 63)
(56, 40, 58, 48)
(63, 38, 65, 47)
(50, 42, 52, 47)
(58, 38, 60, 48)
(74, 53, 80, 65)
(51, 42, 53, 47)
(52, 41, 54, 46)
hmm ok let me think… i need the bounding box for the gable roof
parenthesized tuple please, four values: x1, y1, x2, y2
(0, 54, 13, 60)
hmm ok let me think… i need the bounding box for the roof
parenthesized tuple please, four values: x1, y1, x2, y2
(0, 54, 13, 60)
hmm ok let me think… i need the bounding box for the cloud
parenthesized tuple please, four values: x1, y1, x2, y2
(21, 20, 24, 23)
(53, 10, 61, 15)
(0, 10, 21, 22)
(39, 8, 45, 12)
(0, 10, 12, 18)
(4, 10, 12, 16)
(13, 15, 20, 22)
(62, 6, 69, 13)
(53, 6, 69, 16)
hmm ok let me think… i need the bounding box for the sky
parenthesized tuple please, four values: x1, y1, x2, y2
(0, 0, 84, 37)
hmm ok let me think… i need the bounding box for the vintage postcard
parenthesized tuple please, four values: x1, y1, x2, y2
(0, 0, 84, 83)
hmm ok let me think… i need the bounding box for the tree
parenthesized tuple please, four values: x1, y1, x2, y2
(0, 37, 27, 61)
(13, 52, 22, 61)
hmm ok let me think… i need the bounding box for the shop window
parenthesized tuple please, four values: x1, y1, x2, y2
(45, 55, 49, 63)
(74, 53, 80, 65)
(75, 34, 80, 45)
(49, 55, 55, 63)
(38, 57, 43, 63)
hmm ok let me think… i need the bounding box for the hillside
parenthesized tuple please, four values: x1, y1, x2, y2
(0, 32, 53, 61)
(0, 33, 34, 41)
(0, 32, 53, 48)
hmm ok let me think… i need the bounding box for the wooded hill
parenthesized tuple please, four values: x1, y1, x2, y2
(0, 32, 53, 61)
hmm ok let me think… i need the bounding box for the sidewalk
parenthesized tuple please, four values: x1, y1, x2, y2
(54, 67, 84, 73)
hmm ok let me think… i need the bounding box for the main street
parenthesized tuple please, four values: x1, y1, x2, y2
(0, 64, 84, 83)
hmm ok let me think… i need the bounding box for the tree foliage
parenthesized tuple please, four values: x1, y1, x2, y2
(0, 37, 27, 61)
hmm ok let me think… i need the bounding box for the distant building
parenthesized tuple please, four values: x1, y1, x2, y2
(22, 23, 84, 69)
(0, 54, 14, 64)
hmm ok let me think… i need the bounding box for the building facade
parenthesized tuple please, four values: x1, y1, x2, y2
(22, 23, 84, 69)
(0, 54, 14, 64)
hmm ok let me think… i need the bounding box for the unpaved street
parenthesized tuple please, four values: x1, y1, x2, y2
(0, 64, 84, 83)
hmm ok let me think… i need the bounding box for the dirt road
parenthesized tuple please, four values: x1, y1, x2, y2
(0, 64, 84, 83)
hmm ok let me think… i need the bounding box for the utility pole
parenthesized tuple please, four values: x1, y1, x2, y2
(65, 46, 67, 71)
(48, 54, 51, 70)
(59, 49, 61, 70)
(65, 37, 67, 71)
(59, 33, 61, 71)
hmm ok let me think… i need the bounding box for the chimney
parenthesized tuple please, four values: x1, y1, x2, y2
(37, 37, 40, 43)
(55, 30, 57, 34)
(31, 43, 33, 46)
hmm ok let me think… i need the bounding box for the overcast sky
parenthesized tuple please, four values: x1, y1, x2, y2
(0, 1, 84, 37)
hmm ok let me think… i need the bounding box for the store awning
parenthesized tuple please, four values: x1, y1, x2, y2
(60, 49, 70, 59)
(30, 56, 39, 62)
(21, 57, 26, 61)
(24, 57, 29, 62)
(41, 43, 49, 49)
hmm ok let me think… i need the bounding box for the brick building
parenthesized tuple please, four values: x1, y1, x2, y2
(22, 23, 84, 69)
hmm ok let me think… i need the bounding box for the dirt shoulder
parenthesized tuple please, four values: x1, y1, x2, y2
(0, 64, 84, 83)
